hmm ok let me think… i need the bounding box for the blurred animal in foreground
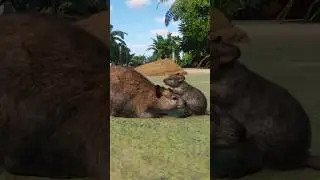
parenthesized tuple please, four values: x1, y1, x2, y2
(211, 37, 320, 179)
(0, 12, 108, 179)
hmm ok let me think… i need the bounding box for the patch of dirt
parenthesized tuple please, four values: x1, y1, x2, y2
(183, 68, 210, 75)
(135, 59, 187, 76)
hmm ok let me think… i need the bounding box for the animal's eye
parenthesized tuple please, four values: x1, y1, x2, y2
(172, 96, 178, 100)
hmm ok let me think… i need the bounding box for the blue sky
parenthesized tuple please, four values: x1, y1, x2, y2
(110, 0, 180, 56)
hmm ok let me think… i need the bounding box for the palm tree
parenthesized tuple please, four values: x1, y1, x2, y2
(166, 32, 181, 61)
(157, 0, 264, 26)
(147, 34, 168, 58)
(110, 24, 127, 46)
(147, 33, 181, 60)
(0, 0, 106, 20)
(110, 24, 129, 65)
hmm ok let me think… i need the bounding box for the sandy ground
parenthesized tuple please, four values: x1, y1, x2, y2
(183, 68, 210, 75)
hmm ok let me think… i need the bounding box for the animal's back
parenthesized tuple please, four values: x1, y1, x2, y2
(0, 12, 107, 103)
(233, 64, 311, 167)
(110, 65, 155, 99)
(182, 83, 208, 114)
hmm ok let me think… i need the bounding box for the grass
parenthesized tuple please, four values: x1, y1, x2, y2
(110, 74, 210, 180)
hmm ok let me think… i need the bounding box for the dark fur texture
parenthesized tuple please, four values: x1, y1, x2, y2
(163, 74, 208, 118)
(110, 65, 184, 118)
(0, 13, 108, 179)
(211, 39, 318, 179)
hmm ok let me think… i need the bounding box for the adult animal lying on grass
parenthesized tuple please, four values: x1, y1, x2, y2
(0, 12, 108, 179)
(211, 37, 320, 179)
(110, 65, 185, 118)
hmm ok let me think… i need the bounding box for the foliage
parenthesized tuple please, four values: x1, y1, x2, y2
(157, 0, 265, 61)
(147, 53, 159, 63)
(129, 55, 147, 67)
(159, 0, 265, 25)
(178, 52, 193, 67)
(147, 32, 181, 61)
(0, 0, 106, 20)
(158, 0, 209, 58)
(110, 24, 134, 65)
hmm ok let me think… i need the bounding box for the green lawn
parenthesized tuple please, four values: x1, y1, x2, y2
(110, 74, 210, 180)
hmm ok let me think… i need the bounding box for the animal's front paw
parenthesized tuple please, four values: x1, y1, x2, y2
(153, 113, 164, 118)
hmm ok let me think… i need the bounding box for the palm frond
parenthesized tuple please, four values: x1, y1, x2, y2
(164, 1, 179, 26)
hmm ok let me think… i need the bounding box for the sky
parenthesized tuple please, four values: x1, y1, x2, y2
(110, 0, 180, 56)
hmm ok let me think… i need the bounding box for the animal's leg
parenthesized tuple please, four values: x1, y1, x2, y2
(212, 141, 263, 179)
(4, 97, 86, 178)
(134, 105, 155, 118)
(132, 98, 159, 118)
(5, 141, 87, 178)
(136, 111, 157, 118)
(110, 101, 124, 117)
(85, 130, 108, 180)
(212, 111, 262, 178)
(178, 106, 192, 118)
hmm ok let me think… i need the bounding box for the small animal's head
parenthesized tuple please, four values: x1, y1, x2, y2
(210, 36, 241, 66)
(163, 74, 185, 88)
(209, 36, 242, 81)
(154, 85, 185, 110)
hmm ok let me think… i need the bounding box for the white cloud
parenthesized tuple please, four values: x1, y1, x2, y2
(110, 5, 113, 11)
(127, 43, 149, 55)
(154, 16, 165, 23)
(157, 0, 175, 6)
(150, 29, 168, 36)
(126, 0, 150, 8)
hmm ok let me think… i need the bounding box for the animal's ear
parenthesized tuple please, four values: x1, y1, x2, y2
(210, 38, 240, 65)
(155, 85, 162, 98)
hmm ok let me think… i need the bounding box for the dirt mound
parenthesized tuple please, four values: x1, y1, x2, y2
(135, 59, 187, 76)
(209, 8, 250, 44)
(74, 10, 109, 46)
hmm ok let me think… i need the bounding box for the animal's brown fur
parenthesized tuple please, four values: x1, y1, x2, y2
(110, 65, 184, 118)
(0, 12, 108, 179)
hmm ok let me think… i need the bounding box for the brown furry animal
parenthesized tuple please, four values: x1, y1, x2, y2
(110, 65, 184, 118)
(0, 12, 108, 179)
